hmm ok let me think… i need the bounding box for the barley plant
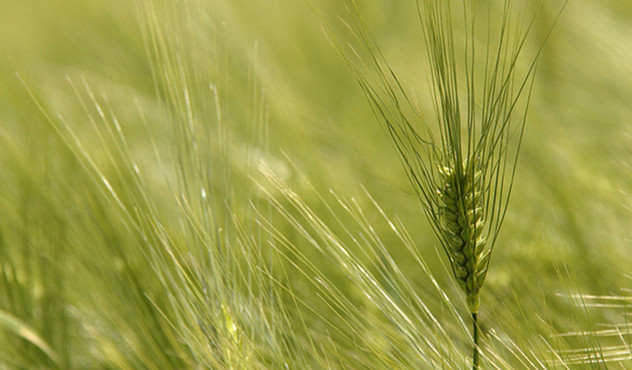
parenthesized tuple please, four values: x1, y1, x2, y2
(340, 0, 562, 367)
(2, 0, 632, 368)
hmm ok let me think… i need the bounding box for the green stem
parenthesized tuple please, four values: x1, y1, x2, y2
(472, 312, 479, 370)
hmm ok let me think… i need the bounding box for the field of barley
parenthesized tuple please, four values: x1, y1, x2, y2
(1, 0, 631, 368)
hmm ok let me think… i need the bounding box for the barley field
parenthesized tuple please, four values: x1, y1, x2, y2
(1, 0, 631, 368)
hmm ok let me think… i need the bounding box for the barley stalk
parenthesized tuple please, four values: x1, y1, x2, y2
(339, 0, 563, 367)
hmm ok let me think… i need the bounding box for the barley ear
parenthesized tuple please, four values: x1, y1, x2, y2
(438, 159, 488, 313)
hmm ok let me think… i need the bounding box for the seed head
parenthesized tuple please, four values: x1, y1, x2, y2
(438, 159, 489, 313)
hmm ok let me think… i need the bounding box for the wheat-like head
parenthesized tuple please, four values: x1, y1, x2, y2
(339, 0, 560, 315)
(438, 159, 488, 313)
(337, 1, 561, 367)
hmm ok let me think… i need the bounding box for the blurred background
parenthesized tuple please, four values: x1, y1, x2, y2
(1, 0, 631, 367)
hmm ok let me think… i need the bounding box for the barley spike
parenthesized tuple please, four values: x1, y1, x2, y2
(438, 159, 486, 313)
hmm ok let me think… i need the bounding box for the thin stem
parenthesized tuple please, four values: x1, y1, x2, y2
(472, 312, 479, 370)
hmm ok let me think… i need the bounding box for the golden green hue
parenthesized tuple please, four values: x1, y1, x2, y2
(1, 0, 632, 368)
